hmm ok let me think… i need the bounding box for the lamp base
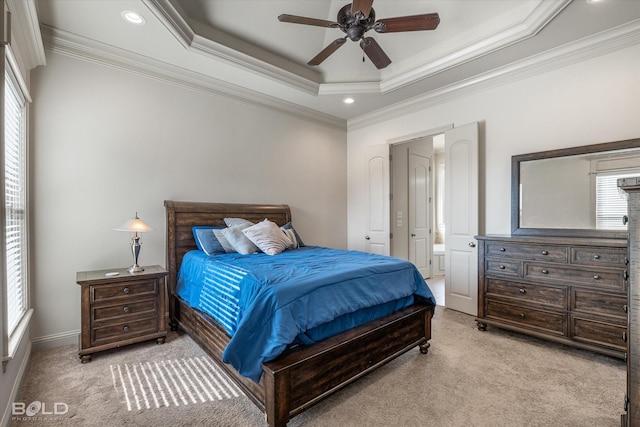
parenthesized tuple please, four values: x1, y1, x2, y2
(129, 264, 145, 273)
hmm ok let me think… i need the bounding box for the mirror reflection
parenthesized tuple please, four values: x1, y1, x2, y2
(519, 147, 640, 231)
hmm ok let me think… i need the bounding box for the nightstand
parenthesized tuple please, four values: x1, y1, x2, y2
(76, 265, 168, 363)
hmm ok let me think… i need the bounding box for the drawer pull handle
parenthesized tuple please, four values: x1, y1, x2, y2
(622, 331, 627, 342)
(624, 270, 628, 280)
(499, 265, 506, 270)
(123, 306, 131, 313)
(123, 325, 130, 332)
(593, 275, 600, 280)
(519, 313, 526, 318)
(541, 269, 548, 274)
(519, 288, 526, 294)
(541, 251, 548, 255)
(593, 254, 600, 260)
(123, 287, 130, 294)
(499, 247, 506, 252)
(624, 304, 628, 313)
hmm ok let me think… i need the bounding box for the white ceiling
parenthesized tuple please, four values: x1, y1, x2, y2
(34, 0, 640, 123)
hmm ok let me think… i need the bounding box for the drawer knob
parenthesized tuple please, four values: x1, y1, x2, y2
(593, 275, 600, 280)
(519, 313, 526, 318)
(123, 325, 130, 332)
(499, 265, 506, 270)
(541, 269, 548, 274)
(541, 251, 548, 255)
(123, 287, 130, 294)
(624, 270, 628, 280)
(622, 331, 627, 342)
(519, 288, 527, 294)
(593, 254, 600, 260)
(624, 304, 628, 313)
(123, 306, 131, 313)
(499, 247, 506, 252)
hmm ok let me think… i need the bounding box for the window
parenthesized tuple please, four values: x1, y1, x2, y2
(595, 171, 640, 229)
(4, 65, 27, 337)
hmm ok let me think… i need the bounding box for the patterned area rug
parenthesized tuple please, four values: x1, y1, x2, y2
(110, 356, 241, 412)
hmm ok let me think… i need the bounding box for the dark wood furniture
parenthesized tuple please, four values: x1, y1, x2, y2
(76, 265, 168, 363)
(164, 200, 433, 427)
(618, 177, 640, 426)
(475, 235, 628, 359)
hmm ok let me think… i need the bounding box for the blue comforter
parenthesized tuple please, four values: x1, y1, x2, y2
(176, 246, 436, 382)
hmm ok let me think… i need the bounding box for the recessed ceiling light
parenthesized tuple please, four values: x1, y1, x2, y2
(121, 10, 145, 25)
(343, 97, 355, 104)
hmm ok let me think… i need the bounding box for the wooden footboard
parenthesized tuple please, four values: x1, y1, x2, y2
(165, 200, 433, 427)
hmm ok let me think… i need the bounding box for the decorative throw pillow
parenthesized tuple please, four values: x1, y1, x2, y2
(192, 226, 235, 255)
(221, 224, 259, 255)
(224, 217, 254, 228)
(281, 222, 305, 248)
(243, 219, 293, 255)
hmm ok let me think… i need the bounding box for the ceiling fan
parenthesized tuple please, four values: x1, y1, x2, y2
(278, 0, 440, 69)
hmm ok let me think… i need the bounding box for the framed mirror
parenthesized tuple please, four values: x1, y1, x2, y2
(511, 138, 640, 238)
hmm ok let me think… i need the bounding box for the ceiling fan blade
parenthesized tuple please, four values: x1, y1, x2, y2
(351, 0, 374, 19)
(360, 37, 391, 69)
(374, 13, 440, 33)
(278, 14, 339, 28)
(308, 38, 348, 66)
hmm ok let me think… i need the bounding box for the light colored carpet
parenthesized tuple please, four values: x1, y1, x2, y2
(11, 306, 626, 426)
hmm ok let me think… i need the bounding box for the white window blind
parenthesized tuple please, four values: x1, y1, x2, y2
(5, 68, 27, 336)
(595, 171, 639, 230)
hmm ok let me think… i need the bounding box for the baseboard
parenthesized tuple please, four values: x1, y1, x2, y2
(1, 340, 31, 427)
(30, 330, 79, 352)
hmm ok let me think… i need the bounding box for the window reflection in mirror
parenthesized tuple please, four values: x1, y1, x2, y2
(519, 148, 640, 230)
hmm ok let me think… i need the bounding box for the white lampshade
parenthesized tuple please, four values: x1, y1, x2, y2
(114, 214, 154, 233)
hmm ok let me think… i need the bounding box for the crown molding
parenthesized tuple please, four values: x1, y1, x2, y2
(40, 26, 346, 130)
(348, 20, 640, 131)
(6, 0, 46, 70)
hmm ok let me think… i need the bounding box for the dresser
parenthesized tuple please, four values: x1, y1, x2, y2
(618, 177, 640, 427)
(476, 235, 628, 359)
(76, 265, 168, 362)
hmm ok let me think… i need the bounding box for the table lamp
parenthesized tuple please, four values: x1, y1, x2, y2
(114, 212, 154, 273)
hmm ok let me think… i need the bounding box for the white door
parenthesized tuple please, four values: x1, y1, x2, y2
(444, 122, 479, 315)
(409, 153, 431, 277)
(365, 145, 390, 255)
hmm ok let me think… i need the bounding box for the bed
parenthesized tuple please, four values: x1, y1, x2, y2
(165, 200, 435, 427)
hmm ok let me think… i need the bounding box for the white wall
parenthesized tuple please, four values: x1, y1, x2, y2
(29, 51, 347, 346)
(347, 45, 640, 251)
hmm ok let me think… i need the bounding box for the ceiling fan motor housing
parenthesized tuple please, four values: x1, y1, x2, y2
(338, 4, 376, 41)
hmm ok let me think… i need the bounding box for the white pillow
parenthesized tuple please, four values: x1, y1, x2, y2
(242, 219, 293, 255)
(221, 224, 259, 254)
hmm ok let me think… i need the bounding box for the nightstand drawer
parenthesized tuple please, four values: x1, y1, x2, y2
(486, 300, 566, 335)
(91, 279, 158, 302)
(93, 299, 158, 322)
(92, 317, 159, 345)
(486, 278, 566, 309)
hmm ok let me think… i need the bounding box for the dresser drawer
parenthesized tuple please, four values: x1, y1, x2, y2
(485, 259, 520, 277)
(486, 278, 566, 309)
(524, 263, 625, 290)
(485, 241, 568, 263)
(91, 279, 158, 303)
(571, 289, 628, 319)
(92, 299, 158, 323)
(92, 317, 159, 345)
(486, 300, 566, 335)
(571, 315, 627, 351)
(570, 246, 628, 267)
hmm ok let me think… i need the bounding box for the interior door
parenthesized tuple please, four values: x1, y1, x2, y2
(409, 153, 431, 277)
(365, 145, 390, 255)
(444, 122, 479, 315)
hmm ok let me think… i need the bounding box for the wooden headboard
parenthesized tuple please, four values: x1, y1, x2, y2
(164, 200, 292, 293)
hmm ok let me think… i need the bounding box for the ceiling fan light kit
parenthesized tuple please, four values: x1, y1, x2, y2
(278, 0, 440, 69)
